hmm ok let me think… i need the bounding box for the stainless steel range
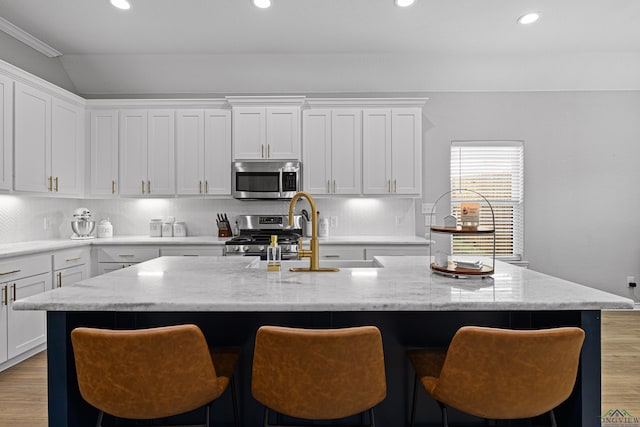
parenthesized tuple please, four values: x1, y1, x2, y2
(223, 215, 303, 260)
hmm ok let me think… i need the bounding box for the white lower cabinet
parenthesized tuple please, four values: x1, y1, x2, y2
(96, 246, 159, 275)
(317, 244, 429, 261)
(53, 247, 90, 288)
(364, 246, 428, 259)
(0, 254, 51, 369)
(160, 247, 223, 256)
(318, 245, 365, 260)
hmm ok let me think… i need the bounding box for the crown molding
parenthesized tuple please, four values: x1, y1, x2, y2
(85, 98, 229, 109)
(0, 16, 62, 58)
(305, 98, 428, 108)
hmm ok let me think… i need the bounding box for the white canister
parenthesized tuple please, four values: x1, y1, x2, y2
(173, 222, 187, 237)
(162, 222, 173, 237)
(97, 219, 113, 238)
(318, 218, 329, 238)
(149, 218, 163, 237)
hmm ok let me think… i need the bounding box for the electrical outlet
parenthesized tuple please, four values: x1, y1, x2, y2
(395, 216, 404, 226)
(424, 214, 435, 227)
(43, 217, 50, 230)
(330, 216, 338, 227)
(628, 276, 637, 288)
(421, 203, 435, 214)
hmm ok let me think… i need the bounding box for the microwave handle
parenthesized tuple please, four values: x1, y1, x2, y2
(279, 168, 284, 195)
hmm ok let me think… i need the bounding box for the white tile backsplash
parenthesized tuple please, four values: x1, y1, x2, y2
(0, 195, 416, 243)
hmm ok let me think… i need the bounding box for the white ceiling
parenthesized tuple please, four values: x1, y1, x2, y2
(1, 0, 639, 95)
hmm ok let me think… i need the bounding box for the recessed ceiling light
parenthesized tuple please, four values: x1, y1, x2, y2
(395, 0, 415, 7)
(517, 12, 540, 25)
(252, 0, 272, 8)
(110, 0, 131, 10)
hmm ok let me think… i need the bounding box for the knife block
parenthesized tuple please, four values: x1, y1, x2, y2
(218, 229, 232, 238)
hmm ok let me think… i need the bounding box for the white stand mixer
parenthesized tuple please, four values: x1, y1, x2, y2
(71, 208, 96, 240)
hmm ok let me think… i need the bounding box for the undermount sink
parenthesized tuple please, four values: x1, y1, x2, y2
(248, 259, 383, 269)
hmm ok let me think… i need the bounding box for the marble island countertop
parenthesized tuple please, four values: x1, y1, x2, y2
(14, 256, 633, 312)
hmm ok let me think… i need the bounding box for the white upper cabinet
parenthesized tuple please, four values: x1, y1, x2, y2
(119, 109, 175, 196)
(51, 97, 84, 196)
(233, 106, 300, 160)
(363, 108, 422, 195)
(302, 109, 361, 195)
(228, 97, 304, 161)
(176, 109, 231, 195)
(14, 82, 83, 196)
(90, 110, 119, 196)
(14, 82, 51, 193)
(0, 75, 12, 191)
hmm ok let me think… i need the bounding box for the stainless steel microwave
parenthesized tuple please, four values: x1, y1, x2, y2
(232, 161, 301, 199)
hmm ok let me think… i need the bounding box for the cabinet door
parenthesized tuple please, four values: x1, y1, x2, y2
(176, 110, 204, 195)
(362, 109, 392, 195)
(0, 75, 12, 191)
(204, 109, 231, 195)
(7, 273, 50, 359)
(119, 110, 148, 195)
(266, 107, 300, 159)
(0, 284, 7, 363)
(54, 265, 88, 288)
(331, 110, 361, 195)
(147, 110, 175, 196)
(90, 110, 119, 196)
(391, 108, 422, 195)
(51, 97, 83, 196)
(233, 107, 265, 160)
(14, 82, 51, 193)
(302, 110, 331, 195)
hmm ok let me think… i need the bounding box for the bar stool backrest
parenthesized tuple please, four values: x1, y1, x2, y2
(252, 325, 387, 420)
(71, 324, 223, 420)
(432, 326, 585, 419)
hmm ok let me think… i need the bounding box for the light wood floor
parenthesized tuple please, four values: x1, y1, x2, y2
(0, 310, 638, 426)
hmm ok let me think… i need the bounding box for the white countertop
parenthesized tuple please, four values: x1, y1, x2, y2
(14, 256, 633, 312)
(0, 235, 430, 259)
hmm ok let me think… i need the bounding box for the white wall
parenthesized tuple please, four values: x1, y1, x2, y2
(420, 91, 640, 298)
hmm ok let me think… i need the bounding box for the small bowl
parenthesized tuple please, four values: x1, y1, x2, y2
(71, 220, 95, 236)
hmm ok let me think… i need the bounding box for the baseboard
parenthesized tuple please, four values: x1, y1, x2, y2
(0, 343, 47, 373)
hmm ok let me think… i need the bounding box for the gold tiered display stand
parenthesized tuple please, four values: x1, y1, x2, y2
(429, 190, 496, 278)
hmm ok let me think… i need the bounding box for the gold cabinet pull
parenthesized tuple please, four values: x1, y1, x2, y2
(141, 180, 145, 194)
(261, 144, 264, 158)
(112, 180, 116, 194)
(199, 180, 202, 194)
(327, 180, 331, 193)
(333, 180, 336, 193)
(148, 180, 151, 194)
(2, 286, 7, 306)
(118, 254, 135, 257)
(394, 179, 397, 193)
(55, 177, 59, 192)
(48, 176, 53, 192)
(57, 272, 62, 288)
(267, 144, 270, 158)
(205, 180, 209, 194)
(12, 283, 16, 302)
(0, 269, 21, 276)
(388, 180, 391, 192)
(66, 257, 81, 262)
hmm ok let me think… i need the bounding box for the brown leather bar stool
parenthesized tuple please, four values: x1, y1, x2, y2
(71, 324, 240, 427)
(407, 326, 585, 427)
(251, 325, 386, 426)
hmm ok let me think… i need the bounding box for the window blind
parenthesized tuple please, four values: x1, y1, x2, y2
(450, 141, 524, 259)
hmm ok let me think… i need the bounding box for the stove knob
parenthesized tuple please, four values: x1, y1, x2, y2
(258, 246, 266, 252)
(282, 246, 290, 252)
(242, 246, 249, 252)
(233, 246, 241, 252)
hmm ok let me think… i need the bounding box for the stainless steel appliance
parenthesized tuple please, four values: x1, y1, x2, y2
(223, 215, 303, 259)
(71, 208, 95, 240)
(232, 161, 301, 199)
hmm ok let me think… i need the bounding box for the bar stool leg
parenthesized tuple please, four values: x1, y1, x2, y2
(231, 376, 239, 427)
(438, 401, 449, 427)
(549, 409, 557, 427)
(410, 374, 418, 427)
